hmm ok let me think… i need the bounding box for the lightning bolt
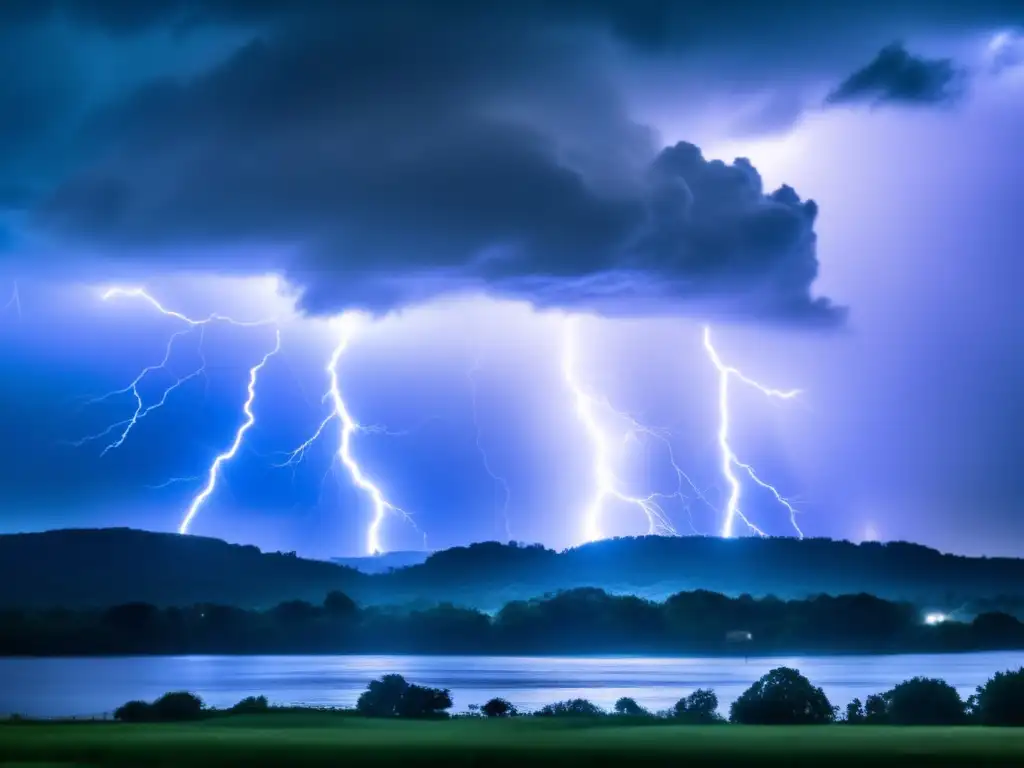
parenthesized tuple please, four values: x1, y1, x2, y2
(562, 317, 681, 542)
(179, 329, 281, 534)
(72, 287, 275, 455)
(468, 353, 512, 542)
(279, 312, 417, 555)
(702, 325, 803, 539)
(2, 281, 20, 320)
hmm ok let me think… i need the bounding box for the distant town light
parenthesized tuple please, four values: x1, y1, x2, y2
(924, 612, 948, 626)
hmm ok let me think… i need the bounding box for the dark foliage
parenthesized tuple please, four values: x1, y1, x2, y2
(864, 693, 887, 724)
(113, 700, 154, 723)
(844, 698, 865, 723)
(4, 584, 1024, 656)
(674, 688, 722, 722)
(729, 667, 836, 725)
(355, 675, 452, 719)
(536, 699, 604, 717)
(152, 691, 204, 722)
(871, 677, 966, 725)
(482, 698, 517, 718)
(973, 667, 1024, 726)
(230, 695, 269, 714)
(614, 697, 648, 716)
(6, 529, 1024, 613)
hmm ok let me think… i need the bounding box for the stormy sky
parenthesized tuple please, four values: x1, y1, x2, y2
(1, 1, 1022, 557)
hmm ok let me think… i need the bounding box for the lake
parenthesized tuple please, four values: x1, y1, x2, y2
(2, 652, 1020, 718)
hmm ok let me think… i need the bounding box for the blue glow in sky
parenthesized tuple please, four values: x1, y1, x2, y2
(1, 5, 1022, 557)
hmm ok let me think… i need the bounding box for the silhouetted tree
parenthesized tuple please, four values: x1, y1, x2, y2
(152, 691, 204, 721)
(323, 591, 359, 620)
(877, 677, 966, 725)
(114, 700, 154, 723)
(864, 693, 887, 723)
(729, 667, 835, 725)
(231, 695, 269, 714)
(537, 699, 604, 717)
(614, 697, 648, 716)
(974, 668, 1024, 726)
(355, 675, 451, 718)
(482, 698, 517, 718)
(356, 674, 410, 717)
(844, 698, 865, 723)
(396, 684, 453, 719)
(674, 689, 721, 722)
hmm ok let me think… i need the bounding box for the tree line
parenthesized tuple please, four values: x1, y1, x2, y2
(108, 666, 1024, 727)
(2, 587, 1024, 656)
(7, 529, 1024, 612)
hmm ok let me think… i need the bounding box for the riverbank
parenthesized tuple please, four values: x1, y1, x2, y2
(2, 715, 1023, 766)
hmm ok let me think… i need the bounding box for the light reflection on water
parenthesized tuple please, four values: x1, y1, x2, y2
(1, 652, 1020, 717)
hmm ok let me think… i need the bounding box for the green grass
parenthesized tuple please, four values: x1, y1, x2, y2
(3, 715, 1024, 766)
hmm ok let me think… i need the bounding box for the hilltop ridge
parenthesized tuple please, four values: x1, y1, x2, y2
(2, 528, 1023, 611)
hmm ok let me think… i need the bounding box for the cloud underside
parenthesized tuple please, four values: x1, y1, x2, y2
(28, 1, 1024, 326)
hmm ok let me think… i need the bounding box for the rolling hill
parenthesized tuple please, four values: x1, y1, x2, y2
(2, 528, 1024, 611)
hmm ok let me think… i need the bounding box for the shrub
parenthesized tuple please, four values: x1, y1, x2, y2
(674, 688, 721, 723)
(729, 667, 835, 725)
(357, 674, 410, 717)
(482, 697, 517, 718)
(152, 691, 204, 721)
(536, 699, 604, 717)
(114, 700, 155, 723)
(878, 677, 966, 725)
(396, 684, 453, 719)
(356, 674, 452, 718)
(613, 697, 648, 717)
(974, 667, 1024, 726)
(231, 695, 270, 714)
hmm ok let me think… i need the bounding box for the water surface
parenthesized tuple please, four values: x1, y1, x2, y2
(1, 652, 1019, 718)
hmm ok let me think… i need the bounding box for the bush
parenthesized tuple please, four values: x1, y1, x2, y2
(877, 677, 966, 725)
(482, 697, 517, 718)
(674, 688, 721, 723)
(357, 674, 410, 717)
(613, 697, 648, 717)
(536, 699, 604, 717)
(356, 674, 452, 718)
(152, 691, 204, 722)
(974, 667, 1024, 726)
(114, 700, 155, 723)
(231, 695, 270, 714)
(729, 667, 835, 725)
(396, 684, 453, 719)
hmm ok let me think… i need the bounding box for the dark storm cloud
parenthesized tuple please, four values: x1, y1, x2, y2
(12, 1, 1024, 322)
(826, 43, 966, 107)
(26, 3, 842, 325)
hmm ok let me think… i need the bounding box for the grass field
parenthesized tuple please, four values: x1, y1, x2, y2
(3, 714, 1024, 766)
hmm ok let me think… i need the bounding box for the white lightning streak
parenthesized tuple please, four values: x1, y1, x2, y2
(702, 325, 803, 539)
(468, 354, 512, 541)
(562, 317, 679, 542)
(279, 313, 416, 555)
(179, 329, 281, 534)
(73, 287, 275, 454)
